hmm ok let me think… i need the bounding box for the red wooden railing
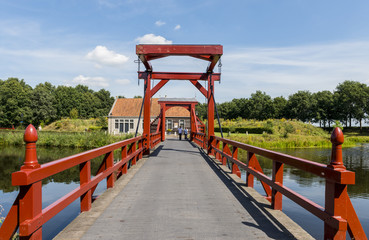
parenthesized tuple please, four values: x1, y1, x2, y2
(192, 127, 366, 240)
(150, 132, 161, 149)
(0, 124, 146, 239)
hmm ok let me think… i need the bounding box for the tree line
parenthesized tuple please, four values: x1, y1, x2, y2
(0, 78, 115, 128)
(196, 80, 369, 129)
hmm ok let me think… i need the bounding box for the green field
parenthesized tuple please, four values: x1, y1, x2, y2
(213, 119, 369, 149)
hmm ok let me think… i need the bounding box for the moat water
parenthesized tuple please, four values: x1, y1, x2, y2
(0, 145, 368, 239)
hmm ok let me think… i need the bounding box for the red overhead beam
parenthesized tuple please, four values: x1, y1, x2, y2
(136, 44, 223, 72)
(136, 45, 222, 56)
(138, 72, 220, 81)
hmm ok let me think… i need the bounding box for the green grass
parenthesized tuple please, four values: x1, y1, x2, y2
(214, 119, 369, 149)
(42, 118, 104, 132)
(0, 130, 133, 148)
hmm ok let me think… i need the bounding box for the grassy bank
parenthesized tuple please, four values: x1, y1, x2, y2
(0, 131, 133, 149)
(42, 118, 106, 132)
(214, 119, 369, 149)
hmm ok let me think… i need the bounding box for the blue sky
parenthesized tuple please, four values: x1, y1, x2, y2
(1, 0, 369, 103)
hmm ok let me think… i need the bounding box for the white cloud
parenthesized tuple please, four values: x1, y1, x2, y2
(86, 46, 129, 67)
(174, 24, 181, 30)
(136, 34, 172, 44)
(217, 41, 369, 101)
(73, 75, 109, 88)
(155, 20, 166, 26)
(115, 79, 131, 85)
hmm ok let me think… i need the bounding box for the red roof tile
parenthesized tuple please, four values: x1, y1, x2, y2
(110, 98, 189, 117)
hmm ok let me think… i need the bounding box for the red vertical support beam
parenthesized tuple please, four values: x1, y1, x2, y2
(272, 161, 283, 210)
(324, 127, 348, 239)
(143, 73, 151, 155)
(246, 152, 256, 188)
(80, 160, 91, 212)
(232, 147, 241, 178)
(207, 75, 214, 155)
(121, 145, 128, 174)
(138, 139, 143, 160)
(161, 105, 166, 141)
(19, 125, 42, 239)
(106, 151, 115, 189)
(190, 104, 195, 141)
(132, 142, 137, 165)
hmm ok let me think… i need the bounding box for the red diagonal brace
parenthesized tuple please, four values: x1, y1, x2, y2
(151, 80, 169, 97)
(190, 80, 207, 97)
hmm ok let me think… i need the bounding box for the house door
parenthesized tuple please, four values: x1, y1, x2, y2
(124, 121, 129, 133)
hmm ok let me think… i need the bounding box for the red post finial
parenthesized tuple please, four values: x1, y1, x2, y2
(329, 127, 345, 170)
(21, 124, 40, 169)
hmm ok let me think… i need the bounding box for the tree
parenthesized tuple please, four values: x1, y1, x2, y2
(195, 103, 207, 120)
(94, 89, 115, 117)
(70, 108, 79, 119)
(248, 91, 274, 120)
(313, 91, 334, 127)
(0, 78, 32, 127)
(31, 82, 57, 126)
(54, 85, 79, 118)
(335, 81, 367, 129)
(273, 96, 287, 119)
(287, 91, 316, 122)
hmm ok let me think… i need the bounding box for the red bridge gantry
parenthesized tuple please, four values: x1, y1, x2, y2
(136, 44, 223, 154)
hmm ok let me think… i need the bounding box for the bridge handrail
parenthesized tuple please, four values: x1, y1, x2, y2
(205, 128, 366, 239)
(211, 136, 354, 184)
(0, 125, 146, 239)
(150, 132, 161, 148)
(12, 136, 144, 185)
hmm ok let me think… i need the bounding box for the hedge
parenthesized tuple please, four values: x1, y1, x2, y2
(214, 127, 272, 134)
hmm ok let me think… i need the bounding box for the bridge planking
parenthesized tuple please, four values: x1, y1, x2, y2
(56, 139, 312, 240)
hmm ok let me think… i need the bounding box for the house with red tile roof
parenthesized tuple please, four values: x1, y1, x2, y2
(108, 98, 194, 135)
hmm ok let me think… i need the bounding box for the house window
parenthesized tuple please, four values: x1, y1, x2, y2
(130, 120, 134, 129)
(115, 119, 119, 129)
(119, 119, 124, 132)
(167, 119, 173, 130)
(179, 119, 184, 129)
(124, 120, 129, 133)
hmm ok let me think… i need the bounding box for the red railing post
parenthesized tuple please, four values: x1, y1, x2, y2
(132, 141, 137, 165)
(324, 127, 348, 239)
(272, 161, 283, 210)
(232, 146, 241, 178)
(215, 139, 220, 160)
(80, 160, 91, 212)
(19, 124, 42, 239)
(222, 143, 230, 166)
(121, 145, 128, 174)
(106, 151, 115, 188)
(246, 152, 256, 188)
(138, 138, 143, 160)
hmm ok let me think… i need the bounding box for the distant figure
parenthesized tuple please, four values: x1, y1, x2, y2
(184, 128, 188, 140)
(178, 127, 183, 140)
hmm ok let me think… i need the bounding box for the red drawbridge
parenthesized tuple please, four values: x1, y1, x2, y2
(0, 45, 367, 240)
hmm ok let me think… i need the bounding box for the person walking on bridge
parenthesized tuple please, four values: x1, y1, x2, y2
(178, 127, 183, 140)
(184, 128, 188, 140)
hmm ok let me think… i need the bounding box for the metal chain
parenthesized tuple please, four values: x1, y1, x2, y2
(218, 58, 222, 84)
(134, 57, 141, 85)
(218, 58, 222, 73)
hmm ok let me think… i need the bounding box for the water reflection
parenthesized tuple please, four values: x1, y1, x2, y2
(238, 144, 369, 238)
(0, 146, 118, 239)
(0, 146, 109, 193)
